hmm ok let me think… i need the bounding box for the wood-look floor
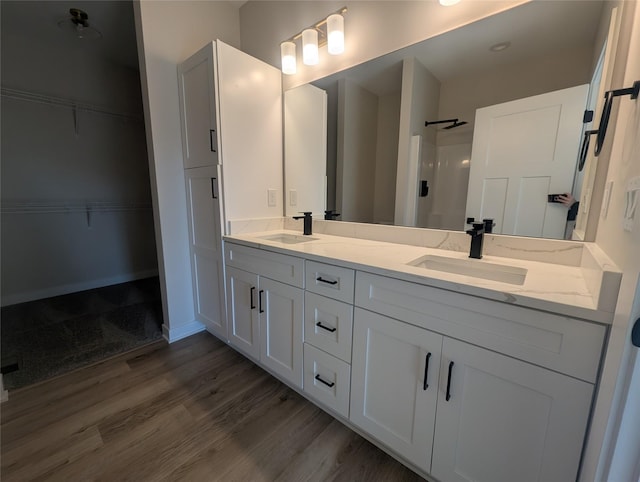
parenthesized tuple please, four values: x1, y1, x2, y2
(1, 331, 426, 481)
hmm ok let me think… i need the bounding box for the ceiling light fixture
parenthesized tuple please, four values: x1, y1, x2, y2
(280, 7, 347, 75)
(439, 0, 461, 6)
(489, 41, 511, 52)
(57, 8, 102, 40)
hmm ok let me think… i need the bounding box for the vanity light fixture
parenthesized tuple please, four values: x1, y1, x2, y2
(280, 7, 347, 75)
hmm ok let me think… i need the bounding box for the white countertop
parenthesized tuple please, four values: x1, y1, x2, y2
(224, 230, 617, 324)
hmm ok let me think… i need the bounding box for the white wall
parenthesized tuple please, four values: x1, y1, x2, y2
(581, 1, 640, 479)
(239, 0, 528, 89)
(337, 79, 378, 223)
(373, 92, 401, 224)
(1, 9, 156, 306)
(134, 1, 240, 338)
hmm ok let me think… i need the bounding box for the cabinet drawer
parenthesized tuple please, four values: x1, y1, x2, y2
(225, 242, 304, 288)
(355, 271, 606, 383)
(305, 260, 355, 303)
(304, 292, 353, 363)
(303, 343, 351, 419)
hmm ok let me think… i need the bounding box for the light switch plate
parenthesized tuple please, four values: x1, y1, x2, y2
(289, 189, 297, 206)
(601, 180, 613, 219)
(623, 176, 640, 232)
(267, 189, 277, 207)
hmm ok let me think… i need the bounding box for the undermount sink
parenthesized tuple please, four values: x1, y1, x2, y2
(408, 254, 527, 285)
(258, 233, 318, 244)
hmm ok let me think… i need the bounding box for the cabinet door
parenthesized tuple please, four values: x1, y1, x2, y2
(432, 337, 594, 482)
(185, 166, 226, 340)
(226, 267, 260, 361)
(177, 42, 219, 168)
(259, 278, 304, 389)
(350, 308, 443, 474)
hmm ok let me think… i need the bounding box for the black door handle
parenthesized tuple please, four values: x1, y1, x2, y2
(258, 289, 264, 314)
(250, 286, 256, 310)
(210, 177, 218, 199)
(632, 318, 640, 348)
(316, 277, 338, 285)
(423, 352, 432, 390)
(209, 129, 217, 153)
(315, 374, 335, 388)
(316, 321, 337, 333)
(445, 361, 454, 401)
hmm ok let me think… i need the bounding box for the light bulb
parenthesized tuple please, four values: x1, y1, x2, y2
(302, 29, 319, 66)
(281, 41, 297, 75)
(327, 14, 344, 55)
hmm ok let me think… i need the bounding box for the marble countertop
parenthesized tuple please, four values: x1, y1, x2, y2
(224, 230, 618, 324)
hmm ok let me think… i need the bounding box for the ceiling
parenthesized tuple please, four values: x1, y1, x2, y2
(313, 0, 606, 95)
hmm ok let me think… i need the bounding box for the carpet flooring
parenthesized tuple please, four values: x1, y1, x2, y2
(1, 277, 164, 390)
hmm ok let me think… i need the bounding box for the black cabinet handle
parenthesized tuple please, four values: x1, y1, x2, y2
(209, 129, 217, 153)
(445, 361, 454, 401)
(423, 352, 432, 390)
(315, 374, 335, 388)
(632, 317, 640, 347)
(210, 177, 218, 199)
(258, 290, 264, 313)
(316, 277, 338, 285)
(250, 286, 256, 310)
(316, 321, 337, 333)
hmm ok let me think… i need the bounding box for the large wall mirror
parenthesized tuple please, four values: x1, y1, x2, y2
(284, 0, 615, 240)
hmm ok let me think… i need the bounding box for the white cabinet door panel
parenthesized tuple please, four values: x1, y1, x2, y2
(432, 337, 594, 482)
(260, 278, 304, 388)
(226, 267, 260, 361)
(350, 308, 442, 474)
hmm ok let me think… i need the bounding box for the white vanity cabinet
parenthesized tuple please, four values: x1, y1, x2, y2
(351, 271, 605, 482)
(177, 40, 283, 341)
(225, 243, 304, 388)
(303, 261, 355, 418)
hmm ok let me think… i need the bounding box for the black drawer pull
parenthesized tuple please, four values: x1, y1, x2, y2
(259, 290, 264, 313)
(315, 374, 335, 388)
(446, 361, 454, 401)
(316, 321, 337, 333)
(423, 352, 432, 390)
(317, 277, 338, 285)
(250, 286, 256, 310)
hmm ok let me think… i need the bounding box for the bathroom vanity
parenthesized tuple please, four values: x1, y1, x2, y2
(220, 223, 620, 482)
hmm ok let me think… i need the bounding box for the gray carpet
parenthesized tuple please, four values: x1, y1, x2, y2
(1, 277, 164, 390)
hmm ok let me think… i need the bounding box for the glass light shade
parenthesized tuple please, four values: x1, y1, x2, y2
(281, 41, 297, 75)
(302, 28, 319, 65)
(327, 14, 344, 55)
(439, 0, 461, 5)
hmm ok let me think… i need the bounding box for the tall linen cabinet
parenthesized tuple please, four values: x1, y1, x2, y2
(177, 40, 283, 340)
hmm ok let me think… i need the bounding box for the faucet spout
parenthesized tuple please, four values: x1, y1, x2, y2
(293, 212, 313, 235)
(466, 222, 485, 259)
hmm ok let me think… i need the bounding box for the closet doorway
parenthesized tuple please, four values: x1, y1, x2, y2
(1, 1, 162, 390)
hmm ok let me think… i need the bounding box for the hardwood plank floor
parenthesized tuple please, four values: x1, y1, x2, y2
(1, 331, 426, 481)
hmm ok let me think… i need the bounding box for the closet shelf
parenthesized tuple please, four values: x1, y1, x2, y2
(1, 87, 143, 123)
(1, 200, 152, 215)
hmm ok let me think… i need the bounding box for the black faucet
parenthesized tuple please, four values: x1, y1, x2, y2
(324, 210, 340, 220)
(293, 212, 313, 235)
(466, 222, 485, 259)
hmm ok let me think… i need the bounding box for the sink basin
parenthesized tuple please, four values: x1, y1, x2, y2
(408, 254, 527, 285)
(258, 233, 318, 244)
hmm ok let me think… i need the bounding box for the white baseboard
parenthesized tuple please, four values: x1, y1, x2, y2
(162, 320, 206, 343)
(1, 269, 160, 307)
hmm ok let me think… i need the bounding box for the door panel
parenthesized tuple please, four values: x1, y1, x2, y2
(350, 308, 443, 473)
(432, 337, 594, 482)
(226, 267, 260, 361)
(467, 85, 589, 238)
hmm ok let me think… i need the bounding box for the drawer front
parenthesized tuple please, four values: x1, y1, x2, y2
(225, 242, 304, 288)
(303, 343, 351, 419)
(304, 292, 353, 363)
(355, 271, 606, 383)
(305, 260, 355, 303)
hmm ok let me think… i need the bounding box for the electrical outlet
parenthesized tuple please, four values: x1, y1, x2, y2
(267, 189, 277, 207)
(289, 189, 297, 206)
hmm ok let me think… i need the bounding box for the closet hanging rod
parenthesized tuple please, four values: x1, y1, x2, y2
(1, 87, 143, 122)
